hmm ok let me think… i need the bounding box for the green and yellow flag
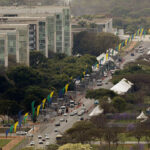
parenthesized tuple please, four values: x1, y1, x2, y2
(24, 113, 28, 123)
(37, 104, 41, 117)
(83, 71, 86, 76)
(118, 43, 122, 51)
(42, 98, 46, 109)
(14, 121, 18, 133)
(50, 91, 54, 98)
(65, 84, 69, 93)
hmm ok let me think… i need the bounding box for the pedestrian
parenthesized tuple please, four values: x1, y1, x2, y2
(66, 119, 67, 123)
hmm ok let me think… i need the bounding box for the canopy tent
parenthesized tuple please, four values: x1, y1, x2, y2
(137, 111, 148, 120)
(89, 105, 103, 117)
(96, 53, 114, 65)
(110, 78, 133, 95)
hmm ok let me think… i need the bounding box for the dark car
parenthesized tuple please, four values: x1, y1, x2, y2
(131, 53, 134, 56)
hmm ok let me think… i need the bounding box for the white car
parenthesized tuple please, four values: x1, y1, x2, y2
(45, 141, 50, 146)
(60, 118, 65, 122)
(45, 136, 50, 139)
(38, 135, 42, 139)
(16, 131, 27, 135)
(64, 113, 68, 116)
(78, 110, 85, 116)
(30, 141, 35, 146)
(45, 133, 48, 136)
(39, 140, 43, 144)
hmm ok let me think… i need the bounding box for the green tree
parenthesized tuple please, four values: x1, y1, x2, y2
(30, 51, 48, 68)
(112, 96, 126, 112)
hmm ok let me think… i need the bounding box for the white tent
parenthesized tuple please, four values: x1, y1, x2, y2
(147, 50, 150, 55)
(110, 78, 133, 95)
(89, 105, 103, 117)
(137, 111, 148, 120)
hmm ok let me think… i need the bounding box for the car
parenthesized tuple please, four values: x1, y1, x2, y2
(63, 113, 68, 116)
(16, 131, 27, 135)
(104, 72, 108, 77)
(60, 118, 65, 122)
(38, 135, 42, 139)
(55, 122, 60, 126)
(3, 124, 11, 127)
(105, 82, 108, 85)
(30, 141, 35, 146)
(131, 53, 134, 56)
(39, 140, 43, 144)
(45, 136, 50, 139)
(45, 141, 50, 146)
(78, 110, 84, 116)
(42, 138, 46, 142)
(97, 82, 102, 86)
(27, 133, 33, 137)
(70, 110, 77, 116)
(45, 133, 48, 136)
(79, 117, 84, 120)
(54, 128, 58, 132)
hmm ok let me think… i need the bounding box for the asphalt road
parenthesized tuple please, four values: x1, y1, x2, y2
(27, 41, 150, 149)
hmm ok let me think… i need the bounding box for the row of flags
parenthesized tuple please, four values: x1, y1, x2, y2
(93, 27, 146, 69)
(5, 63, 91, 137)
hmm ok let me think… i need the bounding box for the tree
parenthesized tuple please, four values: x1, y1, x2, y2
(65, 120, 94, 143)
(30, 51, 48, 68)
(46, 144, 59, 150)
(86, 88, 117, 100)
(73, 31, 119, 56)
(7, 66, 42, 88)
(112, 96, 126, 112)
(58, 143, 91, 150)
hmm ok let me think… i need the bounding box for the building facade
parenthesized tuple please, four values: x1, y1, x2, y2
(0, 6, 72, 67)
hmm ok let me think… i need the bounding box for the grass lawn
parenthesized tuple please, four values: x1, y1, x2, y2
(0, 139, 11, 147)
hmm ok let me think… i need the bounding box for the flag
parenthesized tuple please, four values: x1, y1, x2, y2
(125, 39, 128, 46)
(82, 78, 84, 81)
(106, 53, 108, 61)
(65, 84, 69, 93)
(140, 28, 144, 37)
(18, 111, 23, 127)
(59, 89, 63, 98)
(70, 76, 73, 80)
(33, 107, 36, 120)
(31, 101, 35, 109)
(42, 98, 46, 109)
(6, 129, 9, 137)
(24, 113, 28, 123)
(19, 118, 22, 128)
(83, 71, 85, 76)
(118, 43, 122, 51)
(14, 121, 18, 133)
(37, 104, 41, 117)
(47, 94, 50, 102)
(10, 125, 14, 133)
(97, 63, 99, 68)
(31, 101, 35, 120)
(50, 91, 54, 98)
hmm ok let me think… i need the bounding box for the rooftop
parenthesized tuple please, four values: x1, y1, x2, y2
(0, 6, 69, 17)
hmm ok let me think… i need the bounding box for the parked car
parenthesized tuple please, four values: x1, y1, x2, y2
(38, 135, 42, 139)
(60, 118, 65, 122)
(55, 122, 60, 126)
(45, 141, 50, 146)
(45, 136, 50, 139)
(30, 141, 35, 146)
(39, 140, 43, 144)
(97, 79, 102, 86)
(131, 53, 134, 56)
(78, 110, 84, 116)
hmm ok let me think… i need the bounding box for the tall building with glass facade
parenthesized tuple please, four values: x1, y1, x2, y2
(0, 6, 72, 67)
(0, 24, 29, 67)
